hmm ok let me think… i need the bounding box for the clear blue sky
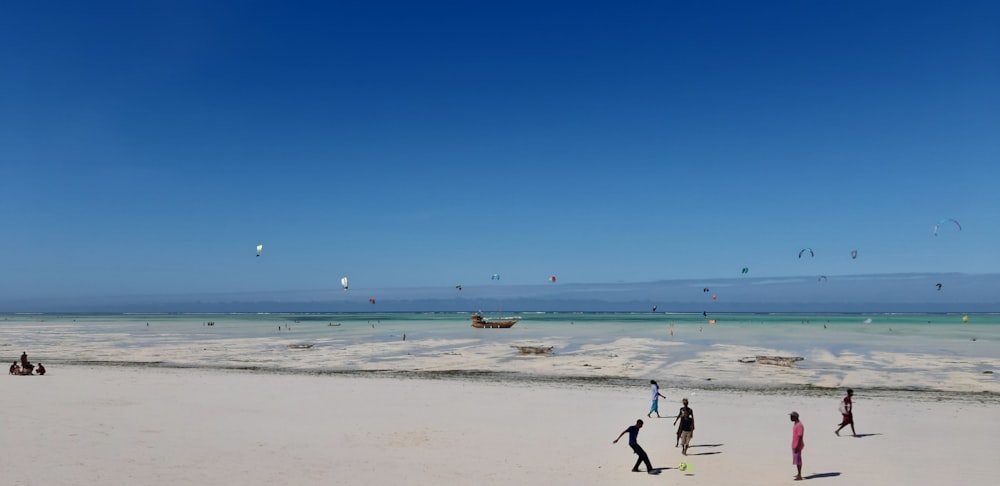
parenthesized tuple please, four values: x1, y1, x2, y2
(2, 1, 998, 305)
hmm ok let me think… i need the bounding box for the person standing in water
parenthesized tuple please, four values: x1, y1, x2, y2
(647, 380, 666, 418)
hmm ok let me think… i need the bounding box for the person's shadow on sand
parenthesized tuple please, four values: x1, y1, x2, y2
(687, 451, 721, 456)
(687, 443, 723, 448)
(803, 472, 841, 479)
(853, 433, 881, 438)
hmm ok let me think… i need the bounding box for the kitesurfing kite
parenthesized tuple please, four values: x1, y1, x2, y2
(851, 250, 858, 260)
(703, 288, 710, 293)
(818, 275, 828, 282)
(549, 275, 557, 283)
(741, 267, 749, 274)
(256, 244, 263, 257)
(933, 218, 961, 236)
(341, 277, 349, 291)
(652, 305, 657, 312)
(369, 297, 375, 304)
(455, 284, 462, 291)
(798, 248, 815, 259)
(711, 294, 718, 302)
(491, 273, 500, 281)
(936, 283, 942, 291)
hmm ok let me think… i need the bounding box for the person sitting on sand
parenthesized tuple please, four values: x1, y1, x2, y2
(36, 363, 46, 375)
(9, 361, 17, 375)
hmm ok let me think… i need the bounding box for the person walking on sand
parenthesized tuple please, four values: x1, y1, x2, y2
(672, 397, 691, 447)
(835, 388, 856, 437)
(647, 380, 666, 418)
(790, 411, 805, 481)
(613, 419, 656, 474)
(674, 398, 695, 454)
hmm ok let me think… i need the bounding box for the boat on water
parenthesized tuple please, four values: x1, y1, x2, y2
(471, 313, 519, 329)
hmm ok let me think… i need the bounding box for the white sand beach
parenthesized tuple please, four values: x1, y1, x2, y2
(4, 365, 998, 485)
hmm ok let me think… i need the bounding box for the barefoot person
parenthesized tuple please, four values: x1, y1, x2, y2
(647, 380, 666, 418)
(674, 398, 695, 455)
(835, 388, 856, 437)
(673, 398, 694, 448)
(790, 411, 805, 481)
(613, 419, 655, 474)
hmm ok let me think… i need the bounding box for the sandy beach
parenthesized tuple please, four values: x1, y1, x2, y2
(3, 365, 998, 485)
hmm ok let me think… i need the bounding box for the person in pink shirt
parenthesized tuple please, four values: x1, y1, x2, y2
(790, 411, 804, 481)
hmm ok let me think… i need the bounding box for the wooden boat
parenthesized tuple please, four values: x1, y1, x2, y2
(511, 345, 553, 355)
(738, 355, 803, 367)
(471, 313, 519, 328)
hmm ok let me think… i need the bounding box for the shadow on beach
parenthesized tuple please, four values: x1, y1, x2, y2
(804, 472, 841, 479)
(853, 433, 882, 438)
(687, 451, 721, 456)
(688, 443, 723, 448)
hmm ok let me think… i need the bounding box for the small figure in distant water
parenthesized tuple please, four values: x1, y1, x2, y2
(613, 419, 655, 474)
(36, 363, 46, 375)
(790, 411, 805, 481)
(835, 389, 856, 437)
(402, 333, 406, 341)
(647, 380, 666, 418)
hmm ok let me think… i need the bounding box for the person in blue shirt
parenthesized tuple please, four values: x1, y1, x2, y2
(613, 419, 656, 473)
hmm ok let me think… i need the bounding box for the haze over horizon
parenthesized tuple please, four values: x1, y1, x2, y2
(3, 272, 997, 314)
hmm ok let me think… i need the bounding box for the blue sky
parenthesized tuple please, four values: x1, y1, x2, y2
(2, 1, 998, 309)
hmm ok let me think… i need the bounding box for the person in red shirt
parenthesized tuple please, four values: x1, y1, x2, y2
(790, 411, 804, 481)
(835, 389, 856, 437)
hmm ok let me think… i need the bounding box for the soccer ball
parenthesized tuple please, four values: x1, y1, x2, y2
(678, 462, 688, 471)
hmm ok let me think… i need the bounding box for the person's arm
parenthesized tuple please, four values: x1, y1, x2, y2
(673, 411, 680, 425)
(613, 429, 627, 444)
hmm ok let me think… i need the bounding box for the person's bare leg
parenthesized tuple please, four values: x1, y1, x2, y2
(795, 464, 802, 480)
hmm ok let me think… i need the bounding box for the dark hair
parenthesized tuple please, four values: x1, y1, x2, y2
(636, 419, 644, 426)
(650, 380, 657, 385)
(847, 388, 854, 394)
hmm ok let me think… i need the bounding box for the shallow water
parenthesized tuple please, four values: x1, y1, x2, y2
(2, 312, 998, 399)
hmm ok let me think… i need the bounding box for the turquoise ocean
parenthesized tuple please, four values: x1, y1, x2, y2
(3, 312, 997, 401)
